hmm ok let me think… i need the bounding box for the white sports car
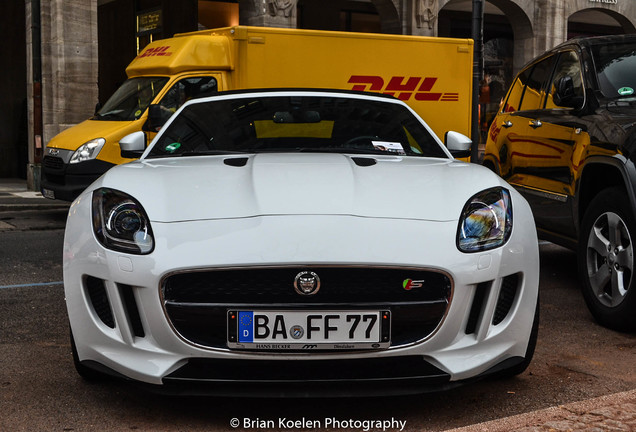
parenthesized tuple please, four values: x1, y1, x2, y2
(64, 89, 539, 396)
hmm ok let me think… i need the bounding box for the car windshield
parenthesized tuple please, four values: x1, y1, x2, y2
(93, 77, 169, 121)
(146, 94, 447, 159)
(591, 41, 636, 99)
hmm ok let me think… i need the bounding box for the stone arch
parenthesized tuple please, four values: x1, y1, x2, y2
(294, 0, 401, 34)
(438, 0, 533, 73)
(238, 0, 259, 26)
(567, 7, 636, 37)
(369, 0, 402, 34)
(482, 0, 533, 73)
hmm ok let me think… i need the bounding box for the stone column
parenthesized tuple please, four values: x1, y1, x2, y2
(533, 0, 566, 54)
(25, 0, 98, 191)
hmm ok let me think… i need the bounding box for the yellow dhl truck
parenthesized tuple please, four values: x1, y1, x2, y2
(41, 26, 473, 201)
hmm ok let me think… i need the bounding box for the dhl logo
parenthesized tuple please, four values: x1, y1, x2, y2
(489, 121, 501, 143)
(139, 46, 173, 58)
(348, 76, 459, 102)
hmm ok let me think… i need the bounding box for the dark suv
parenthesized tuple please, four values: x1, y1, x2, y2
(483, 35, 636, 331)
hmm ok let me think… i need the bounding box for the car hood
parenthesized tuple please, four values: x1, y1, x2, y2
(46, 119, 140, 151)
(94, 153, 505, 223)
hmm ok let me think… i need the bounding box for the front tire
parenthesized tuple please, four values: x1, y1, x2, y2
(578, 187, 636, 331)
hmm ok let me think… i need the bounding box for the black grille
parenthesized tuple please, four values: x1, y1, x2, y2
(43, 155, 64, 170)
(465, 281, 491, 335)
(162, 356, 452, 396)
(119, 284, 145, 337)
(493, 273, 520, 325)
(86, 276, 115, 328)
(166, 356, 448, 381)
(164, 267, 450, 304)
(162, 267, 452, 349)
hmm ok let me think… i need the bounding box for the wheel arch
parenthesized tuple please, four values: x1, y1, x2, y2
(577, 157, 636, 235)
(481, 155, 500, 175)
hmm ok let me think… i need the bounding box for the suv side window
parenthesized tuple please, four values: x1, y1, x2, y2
(545, 51, 585, 110)
(519, 56, 555, 111)
(503, 68, 531, 112)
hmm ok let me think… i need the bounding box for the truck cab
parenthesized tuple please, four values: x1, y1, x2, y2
(41, 34, 230, 201)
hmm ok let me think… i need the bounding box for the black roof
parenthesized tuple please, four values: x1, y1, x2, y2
(554, 33, 636, 50)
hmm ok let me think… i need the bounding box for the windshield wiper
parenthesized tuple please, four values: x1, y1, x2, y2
(296, 147, 409, 156)
(606, 98, 636, 111)
(94, 112, 125, 121)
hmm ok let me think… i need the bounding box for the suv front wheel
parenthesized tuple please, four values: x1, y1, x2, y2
(578, 187, 636, 331)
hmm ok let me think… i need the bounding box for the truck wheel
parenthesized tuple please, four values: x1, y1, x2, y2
(578, 187, 636, 331)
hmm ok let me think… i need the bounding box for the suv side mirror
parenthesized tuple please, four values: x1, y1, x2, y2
(142, 104, 172, 132)
(553, 76, 579, 108)
(119, 131, 147, 159)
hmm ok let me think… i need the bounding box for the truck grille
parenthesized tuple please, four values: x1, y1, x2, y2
(43, 155, 65, 171)
(162, 266, 452, 349)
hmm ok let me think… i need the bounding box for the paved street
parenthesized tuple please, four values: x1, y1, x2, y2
(0, 184, 635, 431)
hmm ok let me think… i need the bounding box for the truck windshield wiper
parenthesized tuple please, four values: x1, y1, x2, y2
(94, 112, 125, 121)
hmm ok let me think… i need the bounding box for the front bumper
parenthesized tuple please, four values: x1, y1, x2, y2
(41, 155, 114, 201)
(63, 191, 539, 394)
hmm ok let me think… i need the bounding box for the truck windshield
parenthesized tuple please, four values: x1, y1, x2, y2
(93, 77, 169, 121)
(592, 41, 636, 99)
(147, 94, 447, 159)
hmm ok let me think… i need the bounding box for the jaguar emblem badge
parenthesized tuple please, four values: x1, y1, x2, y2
(294, 271, 321, 296)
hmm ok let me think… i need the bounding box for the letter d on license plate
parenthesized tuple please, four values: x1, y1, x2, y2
(227, 310, 390, 350)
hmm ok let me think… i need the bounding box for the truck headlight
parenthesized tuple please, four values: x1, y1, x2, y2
(70, 138, 105, 164)
(92, 188, 154, 254)
(457, 187, 512, 253)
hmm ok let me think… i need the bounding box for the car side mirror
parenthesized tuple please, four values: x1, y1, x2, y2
(142, 104, 172, 132)
(445, 131, 472, 159)
(553, 76, 578, 108)
(119, 131, 147, 159)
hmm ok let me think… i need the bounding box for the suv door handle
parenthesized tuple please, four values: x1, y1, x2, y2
(529, 119, 543, 129)
(502, 120, 513, 128)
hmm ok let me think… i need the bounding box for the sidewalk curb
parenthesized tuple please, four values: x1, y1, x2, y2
(445, 388, 636, 432)
(0, 203, 70, 212)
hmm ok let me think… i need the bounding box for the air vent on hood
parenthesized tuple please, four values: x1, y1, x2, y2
(351, 157, 377, 167)
(224, 157, 249, 167)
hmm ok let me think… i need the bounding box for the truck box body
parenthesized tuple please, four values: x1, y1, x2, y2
(42, 26, 473, 201)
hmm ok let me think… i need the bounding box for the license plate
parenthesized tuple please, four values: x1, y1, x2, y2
(227, 310, 391, 350)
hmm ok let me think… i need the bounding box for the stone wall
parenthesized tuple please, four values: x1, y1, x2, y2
(26, 0, 98, 189)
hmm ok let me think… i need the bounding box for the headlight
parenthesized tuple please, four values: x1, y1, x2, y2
(92, 188, 154, 254)
(457, 187, 512, 253)
(70, 138, 105, 164)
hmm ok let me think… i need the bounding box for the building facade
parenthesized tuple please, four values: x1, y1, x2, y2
(3, 0, 635, 188)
